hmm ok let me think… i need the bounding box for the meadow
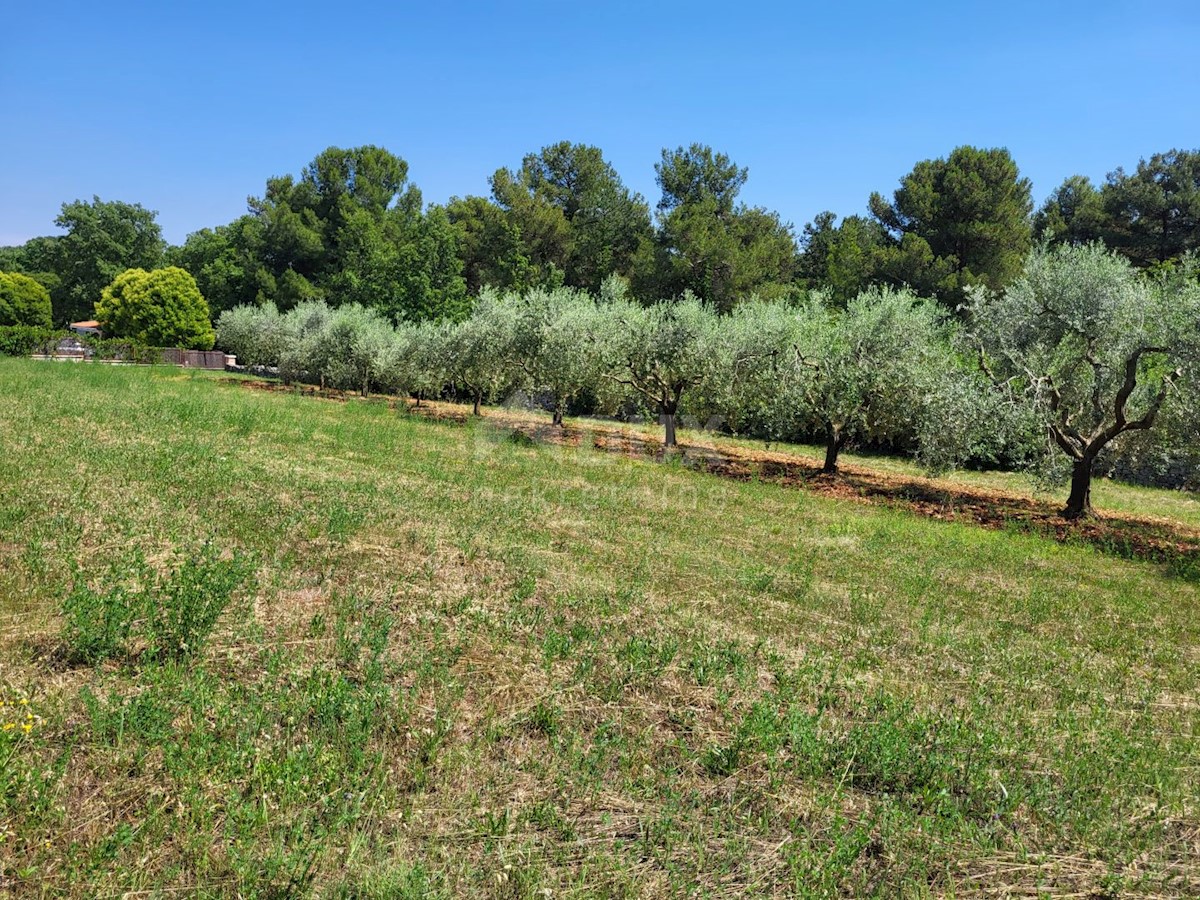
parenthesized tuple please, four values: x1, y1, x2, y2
(0, 358, 1197, 898)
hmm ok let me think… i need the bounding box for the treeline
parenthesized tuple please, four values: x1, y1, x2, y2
(216, 244, 1200, 518)
(2, 143, 1198, 327)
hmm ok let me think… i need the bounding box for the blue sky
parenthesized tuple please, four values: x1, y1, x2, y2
(2, 1, 1197, 246)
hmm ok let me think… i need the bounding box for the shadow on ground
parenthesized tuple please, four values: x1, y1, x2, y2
(232, 379, 1200, 580)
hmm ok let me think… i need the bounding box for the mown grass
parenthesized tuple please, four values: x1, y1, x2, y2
(557, 413, 1200, 531)
(1, 357, 1198, 898)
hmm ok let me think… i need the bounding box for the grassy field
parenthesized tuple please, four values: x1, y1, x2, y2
(1, 358, 1198, 898)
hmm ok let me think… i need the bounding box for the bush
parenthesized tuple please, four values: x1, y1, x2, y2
(96, 267, 216, 349)
(78, 335, 162, 364)
(0, 272, 53, 327)
(0, 325, 62, 356)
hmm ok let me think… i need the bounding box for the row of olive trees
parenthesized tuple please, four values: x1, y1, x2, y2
(217, 245, 1200, 519)
(216, 277, 955, 471)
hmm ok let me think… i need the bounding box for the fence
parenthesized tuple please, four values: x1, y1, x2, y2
(159, 349, 228, 369)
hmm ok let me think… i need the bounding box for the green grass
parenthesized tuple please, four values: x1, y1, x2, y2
(1, 358, 1198, 897)
(577, 413, 1200, 531)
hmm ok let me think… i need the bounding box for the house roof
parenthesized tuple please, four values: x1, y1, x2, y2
(70, 321, 100, 328)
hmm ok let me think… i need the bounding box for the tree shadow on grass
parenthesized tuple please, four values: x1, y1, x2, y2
(581, 428, 1200, 582)
(231, 380, 1200, 582)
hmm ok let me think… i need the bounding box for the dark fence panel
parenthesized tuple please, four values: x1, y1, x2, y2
(161, 349, 226, 369)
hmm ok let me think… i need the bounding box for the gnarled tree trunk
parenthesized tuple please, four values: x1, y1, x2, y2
(473, 389, 482, 417)
(1042, 347, 1179, 522)
(822, 424, 846, 474)
(1062, 456, 1095, 519)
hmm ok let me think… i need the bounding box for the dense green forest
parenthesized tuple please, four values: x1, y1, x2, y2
(3, 143, 1198, 326)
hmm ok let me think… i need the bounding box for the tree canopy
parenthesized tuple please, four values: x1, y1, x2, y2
(49, 197, 165, 324)
(96, 267, 215, 349)
(0, 271, 53, 327)
(603, 294, 724, 447)
(176, 147, 468, 324)
(868, 146, 1033, 306)
(490, 142, 653, 294)
(1039, 151, 1200, 269)
(965, 243, 1200, 517)
(645, 144, 798, 311)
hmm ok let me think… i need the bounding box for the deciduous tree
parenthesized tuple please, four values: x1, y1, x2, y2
(52, 197, 165, 323)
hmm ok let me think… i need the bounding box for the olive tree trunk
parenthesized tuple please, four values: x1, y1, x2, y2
(661, 402, 678, 448)
(822, 424, 846, 474)
(1062, 456, 1096, 519)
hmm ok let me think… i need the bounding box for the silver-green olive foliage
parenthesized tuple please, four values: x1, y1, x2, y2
(443, 289, 522, 415)
(308, 304, 401, 397)
(782, 287, 950, 473)
(279, 302, 336, 385)
(603, 294, 723, 447)
(511, 285, 610, 425)
(216, 302, 291, 367)
(965, 243, 1200, 518)
(705, 298, 804, 439)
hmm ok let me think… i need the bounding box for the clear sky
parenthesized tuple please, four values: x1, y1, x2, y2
(2, 0, 1197, 247)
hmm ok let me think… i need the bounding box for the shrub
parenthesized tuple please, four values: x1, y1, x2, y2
(0, 325, 61, 356)
(0, 272, 53, 327)
(96, 267, 215, 349)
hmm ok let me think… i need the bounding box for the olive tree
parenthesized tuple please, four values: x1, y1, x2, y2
(216, 302, 292, 366)
(603, 294, 723, 448)
(401, 319, 453, 406)
(703, 297, 804, 438)
(513, 286, 609, 425)
(782, 287, 950, 474)
(966, 243, 1200, 518)
(308, 304, 399, 397)
(279, 301, 334, 385)
(443, 288, 521, 415)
